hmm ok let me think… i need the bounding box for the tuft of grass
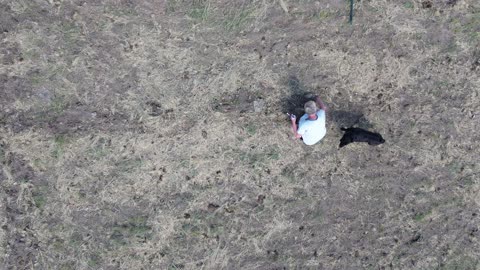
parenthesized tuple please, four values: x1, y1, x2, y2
(58, 21, 83, 46)
(87, 253, 101, 267)
(313, 10, 331, 20)
(110, 216, 152, 246)
(51, 94, 68, 114)
(51, 135, 67, 159)
(223, 7, 254, 32)
(245, 123, 257, 136)
(413, 209, 431, 221)
(266, 146, 280, 160)
(33, 193, 46, 209)
(166, 0, 178, 13)
(188, 0, 210, 21)
(451, 14, 480, 43)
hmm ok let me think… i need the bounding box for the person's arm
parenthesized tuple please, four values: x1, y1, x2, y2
(315, 96, 327, 112)
(290, 115, 302, 139)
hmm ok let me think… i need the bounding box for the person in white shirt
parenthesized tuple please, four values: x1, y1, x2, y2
(289, 96, 327, 145)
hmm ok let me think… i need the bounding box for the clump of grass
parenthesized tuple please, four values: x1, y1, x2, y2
(245, 123, 257, 136)
(223, 6, 254, 32)
(188, 0, 210, 21)
(166, 0, 178, 13)
(110, 216, 152, 246)
(51, 135, 67, 159)
(313, 10, 331, 20)
(51, 94, 68, 114)
(452, 15, 480, 43)
(413, 209, 431, 221)
(87, 253, 101, 267)
(32, 193, 46, 209)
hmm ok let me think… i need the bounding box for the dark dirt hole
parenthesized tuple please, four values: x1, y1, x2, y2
(421, 1, 432, 8)
(257, 195, 265, 204)
(146, 101, 162, 116)
(408, 233, 421, 244)
(207, 203, 220, 212)
(446, 0, 457, 6)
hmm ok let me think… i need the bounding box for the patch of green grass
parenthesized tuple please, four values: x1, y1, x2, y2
(447, 161, 464, 175)
(166, 0, 178, 13)
(440, 255, 479, 270)
(88, 137, 111, 160)
(245, 124, 257, 136)
(51, 95, 68, 114)
(281, 165, 296, 181)
(188, 0, 210, 21)
(413, 209, 431, 221)
(59, 262, 76, 270)
(451, 14, 480, 43)
(51, 135, 67, 159)
(33, 193, 47, 209)
(59, 21, 83, 45)
(223, 7, 254, 32)
(69, 231, 83, 247)
(266, 146, 280, 160)
(239, 151, 262, 166)
(313, 10, 331, 20)
(403, 2, 414, 9)
(87, 253, 101, 267)
(110, 216, 152, 245)
(104, 5, 138, 17)
(116, 158, 144, 173)
(51, 237, 65, 252)
(459, 175, 475, 187)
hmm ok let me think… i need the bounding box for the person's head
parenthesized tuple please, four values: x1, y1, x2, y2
(304, 101, 317, 115)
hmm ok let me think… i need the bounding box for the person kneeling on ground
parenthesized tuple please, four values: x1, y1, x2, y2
(290, 96, 327, 145)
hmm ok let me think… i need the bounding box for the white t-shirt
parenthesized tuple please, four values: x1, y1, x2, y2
(297, 110, 326, 145)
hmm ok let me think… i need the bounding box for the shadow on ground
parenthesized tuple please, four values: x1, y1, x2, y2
(281, 75, 372, 129)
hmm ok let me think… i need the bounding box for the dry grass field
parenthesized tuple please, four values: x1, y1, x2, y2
(1, 0, 479, 269)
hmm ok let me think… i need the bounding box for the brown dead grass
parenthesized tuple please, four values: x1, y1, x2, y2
(1, 0, 480, 269)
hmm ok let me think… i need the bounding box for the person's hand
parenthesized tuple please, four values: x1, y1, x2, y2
(288, 113, 296, 121)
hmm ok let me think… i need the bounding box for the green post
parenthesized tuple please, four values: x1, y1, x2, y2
(349, 0, 354, 24)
